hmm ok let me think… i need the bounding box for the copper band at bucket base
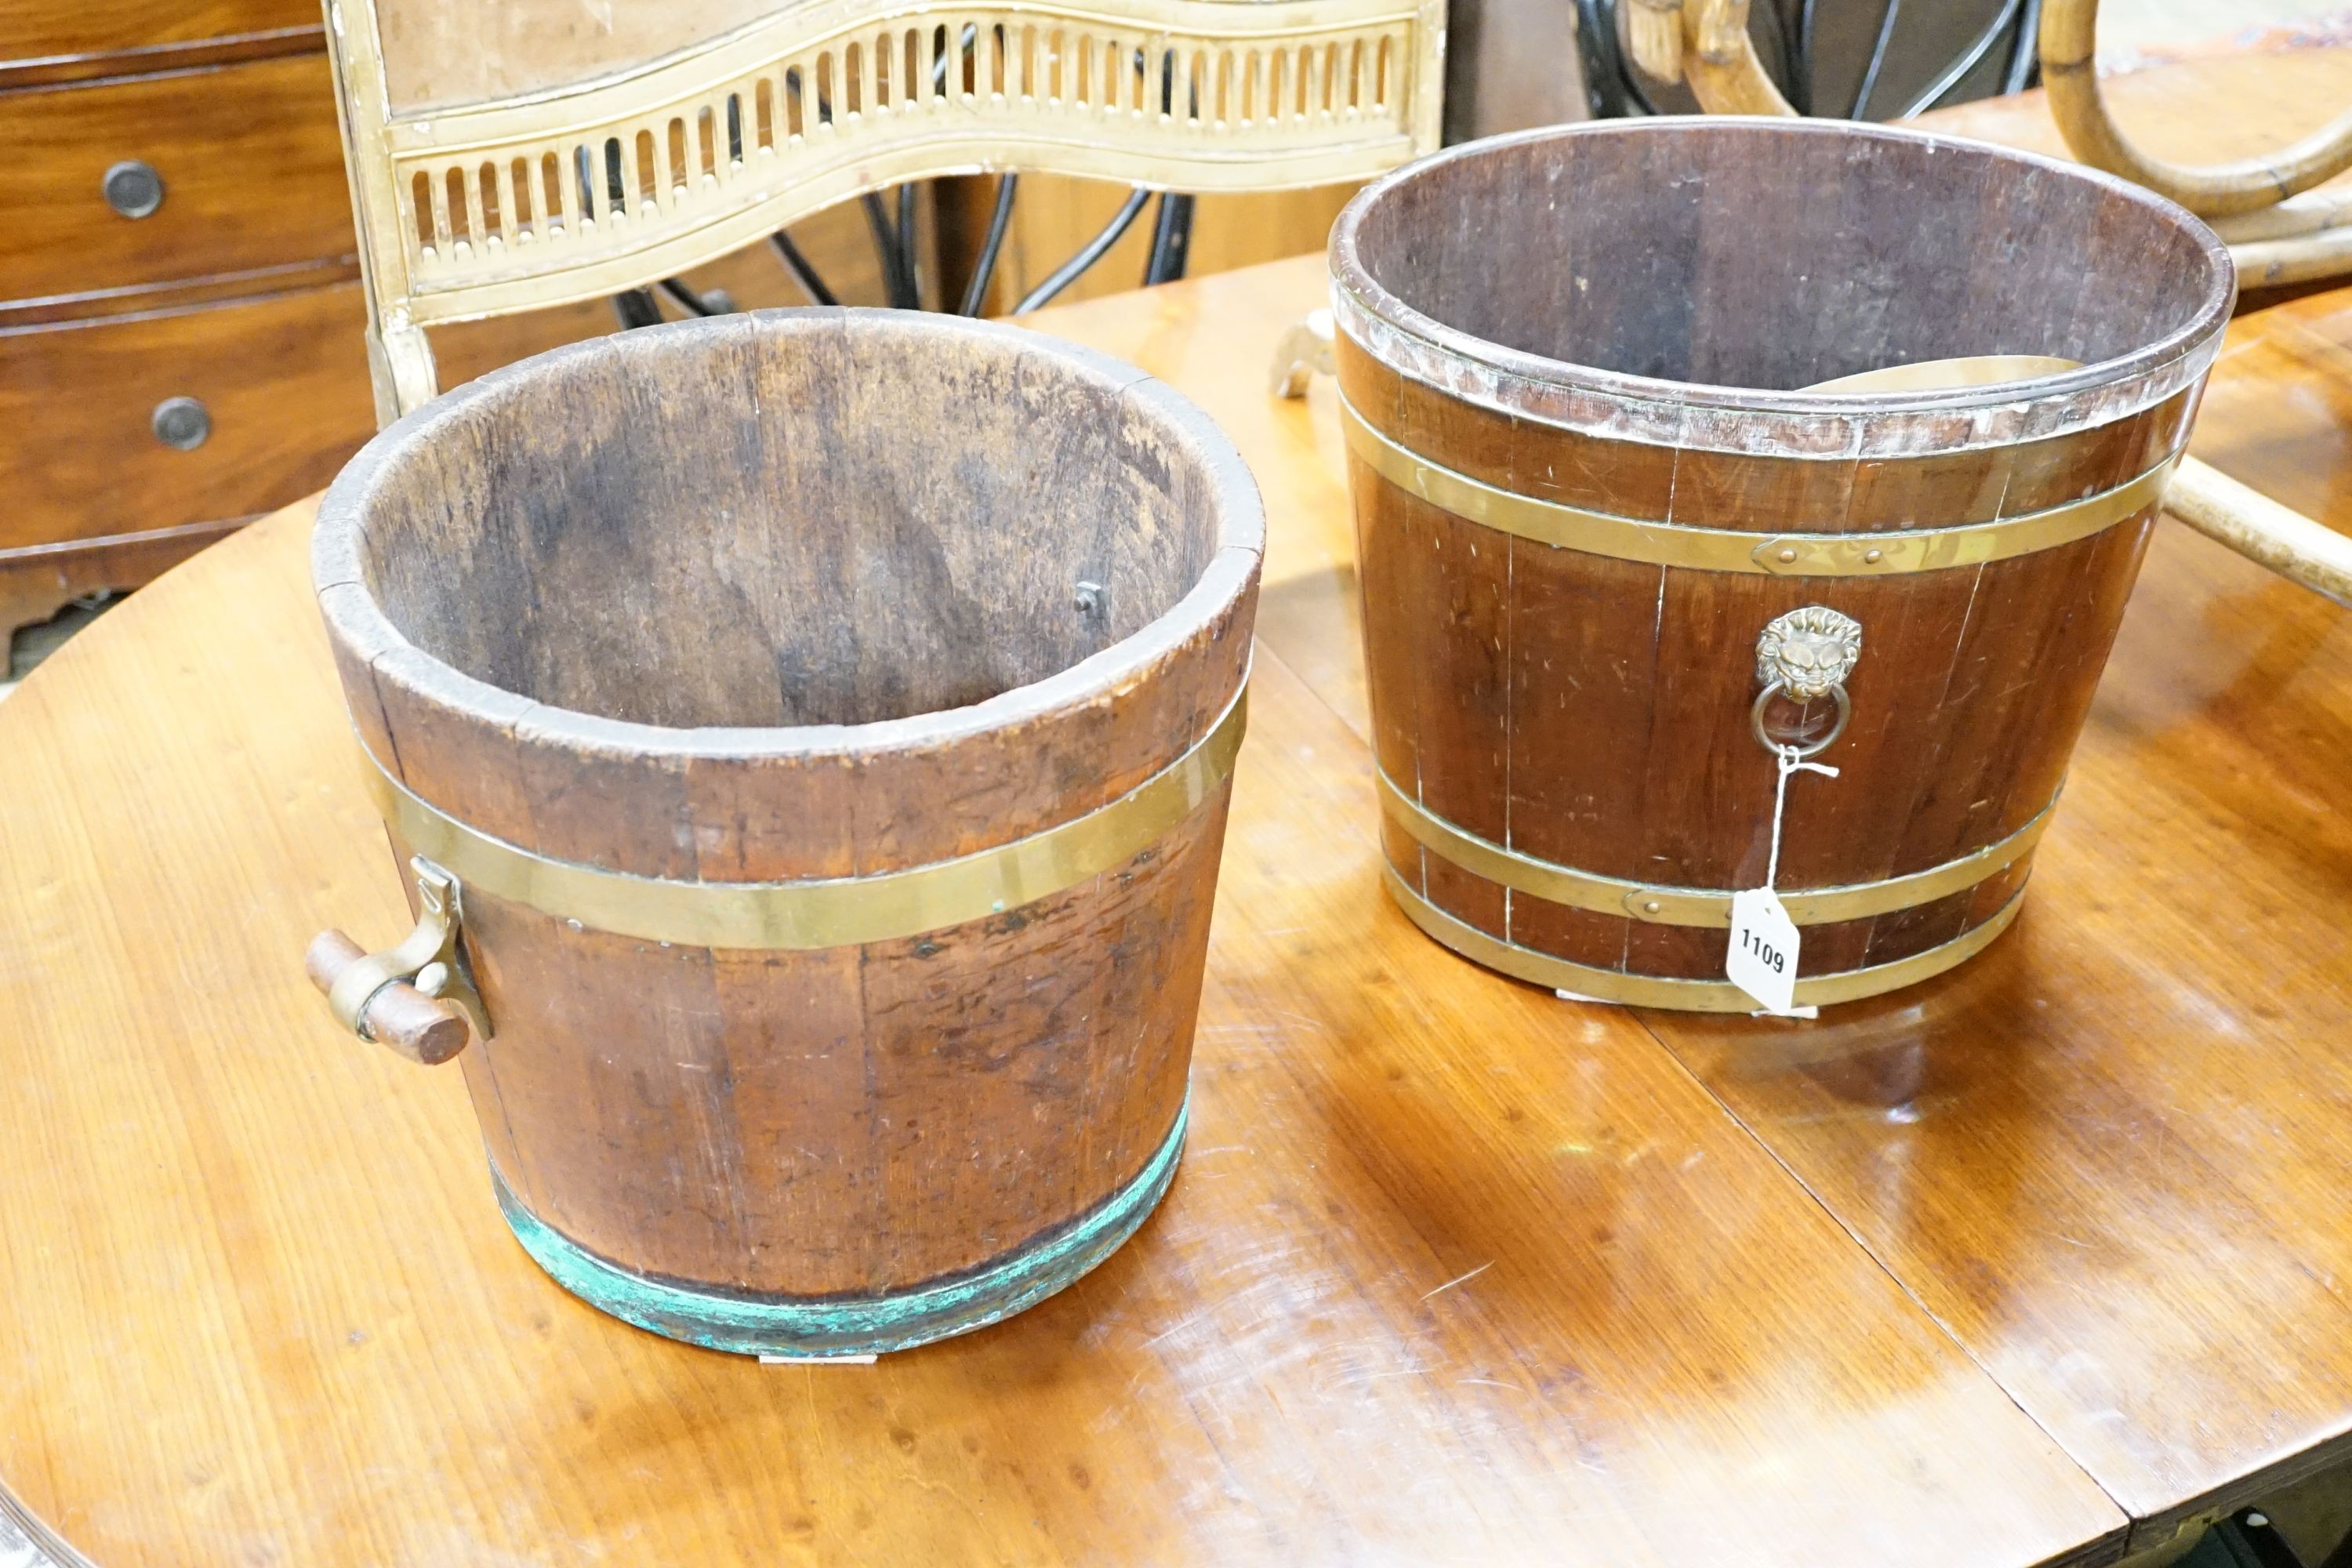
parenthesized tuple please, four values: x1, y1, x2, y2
(1383, 863, 2027, 1011)
(492, 1095, 1189, 1358)
(356, 682, 1247, 950)
(1338, 395, 2176, 576)
(1377, 769, 2056, 927)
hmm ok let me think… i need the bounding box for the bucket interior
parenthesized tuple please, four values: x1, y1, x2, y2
(1344, 122, 2224, 393)
(351, 314, 1226, 731)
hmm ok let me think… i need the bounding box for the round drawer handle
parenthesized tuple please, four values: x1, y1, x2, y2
(152, 397, 211, 451)
(102, 160, 165, 220)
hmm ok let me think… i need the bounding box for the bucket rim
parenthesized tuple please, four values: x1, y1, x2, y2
(1328, 116, 2236, 456)
(313, 308, 1264, 764)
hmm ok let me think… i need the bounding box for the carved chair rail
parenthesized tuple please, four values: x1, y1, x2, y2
(329, 0, 1444, 416)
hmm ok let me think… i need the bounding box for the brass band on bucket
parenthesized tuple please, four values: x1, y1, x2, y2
(1338, 396, 2176, 576)
(1384, 863, 2027, 1012)
(355, 682, 1248, 950)
(1378, 770, 2055, 927)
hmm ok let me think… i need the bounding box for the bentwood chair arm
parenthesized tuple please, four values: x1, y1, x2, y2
(2037, 0, 2352, 289)
(1620, 0, 1798, 117)
(2039, 0, 2352, 219)
(1602, 0, 2352, 604)
(2168, 456, 2352, 608)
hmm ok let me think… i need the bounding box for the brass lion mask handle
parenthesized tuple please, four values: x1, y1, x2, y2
(1754, 606, 1862, 760)
(305, 856, 489, 1065)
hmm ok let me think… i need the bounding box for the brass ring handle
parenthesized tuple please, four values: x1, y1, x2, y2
(1751, 681, 1852, 760)
(1753, 604, 1862, 759)
(2042, 0, 2352, 217)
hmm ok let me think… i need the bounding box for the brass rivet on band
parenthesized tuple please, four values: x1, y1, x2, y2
(1339, 395, 2176, 576)
(356, 682, 1248, 950)
(1384, 862, 2027, 1012)
(1377, 768, 2055, 928)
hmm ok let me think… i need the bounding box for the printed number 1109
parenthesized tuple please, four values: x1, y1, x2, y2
(1737, 927, 1786, 975)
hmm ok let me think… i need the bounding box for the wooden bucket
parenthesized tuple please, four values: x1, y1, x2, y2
(1330, 120, 2232, 1011)
(307, 311, 1262, 1356)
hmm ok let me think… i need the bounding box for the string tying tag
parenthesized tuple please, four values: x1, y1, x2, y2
(1733, 606, 1864, 1016)
(1727, 746, 1840, 1018)
(1764, 745, 1839, 887)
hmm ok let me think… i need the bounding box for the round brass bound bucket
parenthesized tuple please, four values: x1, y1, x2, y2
(310, 311, 1262, 1356)
(1330, 119, 2233, 1011)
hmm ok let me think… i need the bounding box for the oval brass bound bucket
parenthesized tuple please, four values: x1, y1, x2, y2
(311, 311, 1263, 1356)
(1330, 119, 2234, 1011)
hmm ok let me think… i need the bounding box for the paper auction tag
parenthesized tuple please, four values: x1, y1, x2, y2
(1727, 887, 1801, 1015)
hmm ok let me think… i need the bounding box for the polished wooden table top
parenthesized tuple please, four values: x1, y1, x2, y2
(7, 106, 2352, 1568)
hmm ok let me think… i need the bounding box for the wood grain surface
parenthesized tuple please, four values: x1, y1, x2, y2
(0, 0, 318, 90)
(0, 519, 244, 651)
(1915, 44, 2352, 173)
(0, 283, 376, 557)
(1916, 43, 2352, 314)
(0, 54, 354, 310)
(9, 60, 2352, 1553)
(0, 202, 918, 637)
(0, 325, 2129, 1565)
(1646, 281, 2352, 1555)
(1040, 243, 2352, 1555)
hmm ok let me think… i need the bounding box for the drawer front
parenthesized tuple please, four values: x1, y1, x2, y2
(0, 197, 915, 557)
(0, 53, 354, 307)
(0, 282, 376, 552)
(1, 0, 318, 78)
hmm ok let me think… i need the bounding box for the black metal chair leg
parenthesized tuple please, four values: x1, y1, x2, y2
(1142, 192, 1194, 286)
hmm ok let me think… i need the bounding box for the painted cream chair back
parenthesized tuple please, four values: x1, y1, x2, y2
(326, 0, 1448, 422)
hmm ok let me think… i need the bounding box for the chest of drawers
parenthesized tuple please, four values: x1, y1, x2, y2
(0, 9, 362, 637)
